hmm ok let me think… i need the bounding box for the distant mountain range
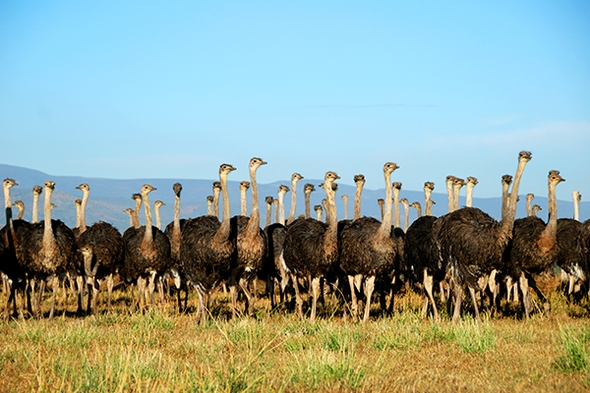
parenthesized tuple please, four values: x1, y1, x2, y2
(0, 164, 587, 232)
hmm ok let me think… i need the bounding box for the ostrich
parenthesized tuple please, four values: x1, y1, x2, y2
(1, 179, 32, 318)
(531, 205, 542, 217)
(436, 151, 531, 321)
(121, 184, 171, 311)
(452, 177, 465, 211)
(557, 190, 585, 301)
(314, 205, 323, 221)
(282, 170, 340, 321)
(229, 157, 267, 317)
(404, 181, 446, 320)
(506, 170, 565, 317)
(424, 182, 435, 216)
(123, 208, 135, 228)
(31, 185, 42, 224)
(164, 182, 189, 312)
(353, 175, 366, 220)
(131, 193, 142, 229)
(526, 193, 535, 217)
(264, 184, 290, 309)
(339, 163, 400, 322)
(154, 200, 165, 230)
(13, 201, 25, 220)
(23, 181, 77, 318)
(445, 176, 456, 213)
(377, 199, 385, 220)
(304, 184, 316, 219)
(410, 201, 422, 218)
(239, 181, 251, 217)
(286, 173, 304, 225)
(465, 177, 478, 208)
(212, 181, 222, 218)
(392, 182, 402, 228)
(73, 182, 124, 315)
(180, 164, 237, 321)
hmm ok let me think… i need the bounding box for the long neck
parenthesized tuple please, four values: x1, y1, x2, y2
(402, 202, 409, 232)
(265, 202, 272, 227)
(247, 167, 261, 234)
(3, 185, 12, 227)
(342, 196, 349, 220)
(393, 187, 400, 228)
(134, 199, 141, 228)
(15, 204, 24, 220)
(287, 179, 298, 225)
(424, 189, 432, 216)
(378, 173, 393, 240)
(573, 192, 580, 221)
(502, 158, 529, 235)
(32, 192, 40, 223)
(80, 189, 89, 233)
(316, 207, 323, 221)
(173, 195, 181, 235)
(213, 189, 220, 219)
(414, 203, 423, 218)
(465, 184, 474, 208)
(353, 183, 363, 220)
(240, 188, 248, 216)
(304, 192, 311, 219)
(525, 195, 532, 218)
(278, 192, 286, 225)
(453, 185, 461, 211)
(446, 180, 454, 213)
(75, 202, 81, 229)
(43, 187, 55, 250)
(274, 200, 279, 224)
(155, 204, 162, 230)
(216, 172, 231, 241)
(142, 193, 153, 248)
(543, 181, 559, 239)
(324, 183, 338, 242)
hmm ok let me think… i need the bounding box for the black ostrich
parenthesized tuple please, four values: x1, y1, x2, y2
(77, 221, 124, 314)
(404, 181, 444, 320)
(229, 157, 267, 317)
(121, 184, 171, 311)
(263, 184, 290, 309)
(339, 163, 401, 322)
(164, 182, 189, 312)
(558, 191, 585, 300)
(505, 170, 565, 317)
(435, 151, 531, 322)
(180, 164, 237, 321)
(23, 181, 77, 318)
(0, 178, 32, 318)
(282, 171, 340, 321)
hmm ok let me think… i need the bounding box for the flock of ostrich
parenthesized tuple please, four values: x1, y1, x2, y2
(1, 151, 589, 323)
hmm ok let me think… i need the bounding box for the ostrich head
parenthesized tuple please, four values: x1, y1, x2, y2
(424, 181, 435, 192)
(3, 178, 18, 189)
(173, 182, 182, 197)
(304, 183, 316, 194)
(265, 196, 274, 205)
(353, 174, 365, 185)
(75, 183, 90, 193)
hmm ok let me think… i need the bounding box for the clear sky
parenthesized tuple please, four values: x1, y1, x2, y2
(1, 1, 589, 205)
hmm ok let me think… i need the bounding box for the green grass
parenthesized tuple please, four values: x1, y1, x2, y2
(0, 280, 589, 392)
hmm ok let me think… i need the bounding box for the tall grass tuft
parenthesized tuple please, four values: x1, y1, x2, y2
(555, 327, 590, 372)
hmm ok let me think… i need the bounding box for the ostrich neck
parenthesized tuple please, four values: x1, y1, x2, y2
(278, 193, 286, 225)
(446, 181, 454, 213)
(173, 195, 181, 233)
(16, 206, 24, 220)
(501, 158, 529, 236)
(393, 188, 400, 228)
(424, 189, 432, 216)
(247, 167, 261, 234)
(378, 173, 393, 240)
(32, 193, 40, 223)
(75, 203, 81, 228)
(403, 203, 409, 232)
(265, 202, 272, 227)
(240, 188, 248, 216)
(323, 182, 338, 246)
(305, 192, 311, 219)
(80, 189, 89, 233)
(155, 205, 162, 230)
(415, 204, 423, 218)
(465, 184, 474, 208)
(213, 190, 220, 219)
(43, 187, 55, 251)
(3, 186, 12, 227)
(453, 186, 461, 211)
(525, 196, 532, 218)
(287, 179, 299, 225)
(215, 173, 231, 242)
(134, 199, 141, 228)
(142, 193, 154, 250)
(573, 194, 580, 221)
(353, 183, 363, 220)
(342, 197, 349, 220)
(542, 182, 559, 241)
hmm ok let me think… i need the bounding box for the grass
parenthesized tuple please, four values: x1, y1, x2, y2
(0, 280, 589, 392)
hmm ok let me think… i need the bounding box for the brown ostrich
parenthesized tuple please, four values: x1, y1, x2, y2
(339, 163, 400, 322)
(506, 170, 565, 317)
(121, 184, 171, 312)
(229, 157, 267, 316)
(23, 181, 77, 318)
(180, 164, 237, 321)
(436, 151, 531, 321)
(282, 171, 340, 320)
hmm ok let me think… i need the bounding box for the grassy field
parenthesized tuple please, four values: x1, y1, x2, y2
(0, 278, 589, 392)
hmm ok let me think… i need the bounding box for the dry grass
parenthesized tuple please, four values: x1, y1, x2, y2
(0, 278, 589, 392)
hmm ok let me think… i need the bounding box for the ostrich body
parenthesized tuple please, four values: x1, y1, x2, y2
(506, 170, 565, 317)
(282, 171, 340, 320)
(164, 183, 188, 312)
(121, 184, 171, 311)
(180, 164, 236, 321)
(23, 181, 77, 318)
(339, 163, 400, 322)
(229, 157, 268, 316)
(436, 151, 531, 321)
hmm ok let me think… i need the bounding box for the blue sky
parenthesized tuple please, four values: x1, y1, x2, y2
(1, 1, 589, 210)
